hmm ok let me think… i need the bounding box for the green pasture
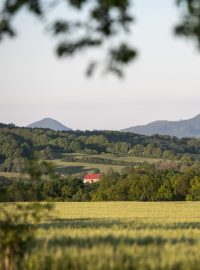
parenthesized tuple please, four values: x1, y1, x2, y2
(2, 202, 200, 270)
(0, 172, 23, 178)
(0, 153, 167, 178)
(53, 159, 124, 175)
(62, 152, 161, 163)
(53, 153, 162, 176)
(93, 154, 162, 163)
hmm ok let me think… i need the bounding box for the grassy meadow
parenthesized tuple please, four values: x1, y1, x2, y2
(0, 172, 23, 178)
(0, 153, 166, 178)
(53, 159, 124, 175)
(52, 153, 161, 176)
(3, 202, 200, 270)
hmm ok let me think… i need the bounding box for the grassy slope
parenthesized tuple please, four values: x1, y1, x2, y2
(0, 172, 24, 178)
(63, 152, 162, 163)
(93, 154, 162, 163)
(3, 202, 200, 270)
(53, 159, 124, 175)
(53, 153, 162, 176)
(0, 153, 167, 178)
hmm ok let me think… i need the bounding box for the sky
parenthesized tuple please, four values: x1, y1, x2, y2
(0, 0, 200, 130)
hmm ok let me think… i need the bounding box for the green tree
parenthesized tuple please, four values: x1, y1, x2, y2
(175, 0, 200, 49)
(156, 179, 174, 201)
(69, 141, 82, 152)
(163, 150, 175, 160)
(129, 144, 144, 156)
(0, 203, 52, 270)
(25, 159, 55, 181)
(39, 147, 54, 160)
(187, 176, 200, 200)
(180, 155, 193, 166)
(172, 174, 190, 200)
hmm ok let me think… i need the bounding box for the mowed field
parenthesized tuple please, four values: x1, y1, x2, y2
(53, 153, 162, 175)
(0, 153, 164, 178)
(53, 159, 124, 174)
(3, 202, 200, 270)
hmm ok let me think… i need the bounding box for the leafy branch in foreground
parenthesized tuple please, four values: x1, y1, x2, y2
(1, 1, 200, 77)
(175, 0, 200, 48)
(0, 0, 137, 77)
(0, 203, 53, 270)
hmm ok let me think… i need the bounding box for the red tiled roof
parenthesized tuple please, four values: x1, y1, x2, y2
(84, 173, 101, 180)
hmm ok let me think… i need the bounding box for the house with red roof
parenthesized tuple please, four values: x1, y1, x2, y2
(83, 173, 101, 184)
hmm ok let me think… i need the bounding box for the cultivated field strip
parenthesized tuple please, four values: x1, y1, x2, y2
(3, 202, 200, 270)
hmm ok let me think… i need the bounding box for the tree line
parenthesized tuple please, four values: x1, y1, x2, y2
(1, 124, 200, 173)
(1, 163, 200, 202)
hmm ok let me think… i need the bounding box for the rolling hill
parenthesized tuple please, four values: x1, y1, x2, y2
(122, 114, 200, 138)
(27, 118, 72, 131)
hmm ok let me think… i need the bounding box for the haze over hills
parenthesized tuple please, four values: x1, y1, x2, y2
(27, 118, 72, 131)
(122, 114, 200, 138)
(25, 114, 200, 137)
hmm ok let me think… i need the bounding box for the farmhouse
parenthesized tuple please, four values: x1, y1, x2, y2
(83, 173, 101, 184)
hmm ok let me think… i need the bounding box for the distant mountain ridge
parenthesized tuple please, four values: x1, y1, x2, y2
(27, 118, 72, 131)
(122, 114, 200, 138)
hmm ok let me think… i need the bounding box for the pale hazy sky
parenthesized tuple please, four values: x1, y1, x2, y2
(1, 0, 200, 130)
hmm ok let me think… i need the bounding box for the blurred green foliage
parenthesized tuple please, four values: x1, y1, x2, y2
(0, 203, 53, 270)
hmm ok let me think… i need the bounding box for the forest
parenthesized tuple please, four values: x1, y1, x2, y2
(1, 124, 200, 202)
(1, 164, 200, 202)
(1, 123, 200, 173)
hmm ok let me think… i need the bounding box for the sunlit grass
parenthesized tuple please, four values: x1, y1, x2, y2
(2, 202, 200, 269)
(0, 172, 29, 178)
(52, 152, 162, 176)
(53, 159, 124, 174)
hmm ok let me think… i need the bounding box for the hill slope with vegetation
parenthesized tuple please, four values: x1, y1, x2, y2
(1, 124, 200, 202)
(1, 123, 200, 174)
(122, 114, 200, 138)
